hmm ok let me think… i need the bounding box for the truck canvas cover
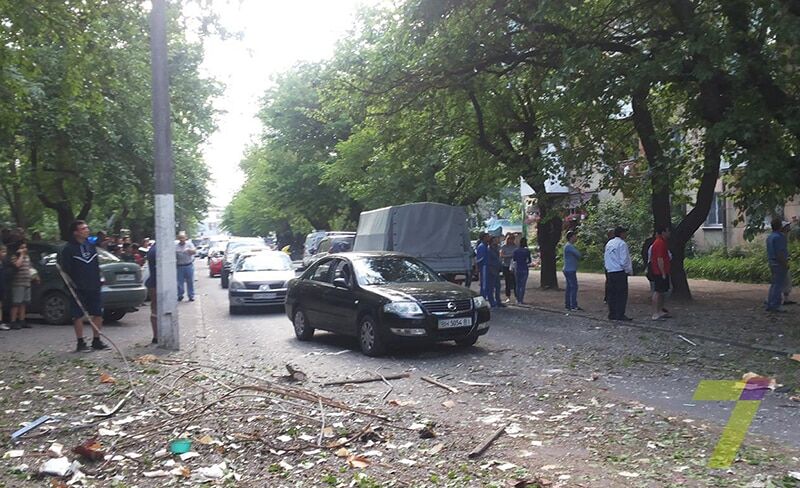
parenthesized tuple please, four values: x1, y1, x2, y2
(353, 202, 472, 274)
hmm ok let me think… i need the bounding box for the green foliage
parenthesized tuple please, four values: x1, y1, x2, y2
(578, 198, 653, 273)
(0, 1, 218, 238)
(684, 242, 800, 285)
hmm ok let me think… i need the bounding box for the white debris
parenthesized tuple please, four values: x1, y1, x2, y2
(276, 435, 293, 442)
(4, 450, 24, 459)
(48, 443, 64, 457)
(143, 470, 170, 478)
(39, 457, 72, 477)
(179, 451, 199, 461)
(619, 471, 640, 478)
(193, 462, 226, 481)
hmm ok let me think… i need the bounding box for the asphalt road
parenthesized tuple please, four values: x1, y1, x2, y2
(184, 261, 800, 450)
(3, 259, 798, 450)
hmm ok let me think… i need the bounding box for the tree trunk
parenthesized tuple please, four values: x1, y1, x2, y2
(669, 243, 690, 300)
(537, 215, 562, 289)
(55, 203, 76, 241)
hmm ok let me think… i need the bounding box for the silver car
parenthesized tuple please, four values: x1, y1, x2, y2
(228, 251, 295, 314)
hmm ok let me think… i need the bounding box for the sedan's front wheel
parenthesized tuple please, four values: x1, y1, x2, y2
(293, 308, 314, 341)
(359, 314, 386, 357)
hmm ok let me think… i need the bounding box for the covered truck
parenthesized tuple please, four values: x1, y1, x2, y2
(353, 202, 473, 285)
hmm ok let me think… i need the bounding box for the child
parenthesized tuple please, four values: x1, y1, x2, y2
(0, 244, 7, 330)
(10, 241, 35, 329)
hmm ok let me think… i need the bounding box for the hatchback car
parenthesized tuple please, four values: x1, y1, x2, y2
(228, 251, 296, 314)
(207, 247, 224, 277)
(26, 241, 147, 324)
(285, 252, 491, 356)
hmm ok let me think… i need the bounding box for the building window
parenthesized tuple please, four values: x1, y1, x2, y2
(705, 193, 725, 227)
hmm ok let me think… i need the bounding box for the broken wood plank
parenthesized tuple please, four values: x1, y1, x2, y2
(421, 376, 458, 394)
(468, 424, 507, 459)
(322, 373, 409, 386)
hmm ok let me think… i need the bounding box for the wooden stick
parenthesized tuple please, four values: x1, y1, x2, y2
(421, 376, 459, 394)
(323, 373, 410, 386)
(468, 424, 507, 459)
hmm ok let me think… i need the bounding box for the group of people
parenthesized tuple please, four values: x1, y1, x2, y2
(475, 233, 532, 307)
(472, 223, 678, 322)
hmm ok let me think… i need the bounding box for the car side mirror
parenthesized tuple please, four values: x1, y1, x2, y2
(333, 277, 349, 289)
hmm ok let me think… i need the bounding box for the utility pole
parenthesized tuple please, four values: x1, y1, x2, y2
(150, 0, 179, 350)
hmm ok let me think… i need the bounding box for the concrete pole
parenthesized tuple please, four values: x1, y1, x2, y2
(150, 0, 179, 350)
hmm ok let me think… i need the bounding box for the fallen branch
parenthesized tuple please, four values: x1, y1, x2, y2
(468, 424, 507, 459)
(421, 376, 458, 394)
(323, 372, 410, 386)
(677, 334, 698, 347)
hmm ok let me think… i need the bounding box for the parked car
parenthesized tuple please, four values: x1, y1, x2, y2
(302, 231, 356, 269)
(220, 237, 266, 288)
(208, 248, 224, 277)
(306, 233, 356, 266)
(301, 230, 328, 269)
(228, 251, 295, 314)
(25, 241, 147, 324)
(285, 252, 491, 356)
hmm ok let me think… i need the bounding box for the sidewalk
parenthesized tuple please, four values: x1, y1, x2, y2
(489, 271, 798, 353)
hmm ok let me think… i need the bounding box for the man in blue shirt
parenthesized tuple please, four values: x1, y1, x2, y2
(766, 218, 789, 312)
(475, 233, 490, 303)
(563, 231, 582, 311)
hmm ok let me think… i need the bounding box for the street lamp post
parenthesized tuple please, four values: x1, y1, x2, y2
(150, 0, 179, 350)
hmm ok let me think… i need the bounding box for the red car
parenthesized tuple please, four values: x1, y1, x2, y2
(208, 250, 224, 277)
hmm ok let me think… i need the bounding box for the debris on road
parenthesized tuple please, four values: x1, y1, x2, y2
(10, 415, 52, 441)
(421, 375, 458, 393)
(677, 334, 697, 347)
(323, 372, 410, 386)
(284, 363, 307, 382)
(467, 424, 507, 459)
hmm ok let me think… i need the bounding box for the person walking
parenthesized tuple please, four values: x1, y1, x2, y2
(60, 220, 110, 352)
(563, 231, 581, 311)
(487, 236, 503, 307)
(475, 233, 491, 303)
(513, 238, 532, 304)
(604, 226, 633, 321)
(765, 218, 789, 313)
(175, 231, 196, 302)
(499, 234, 518, 303)
(9, 241, 36, 329)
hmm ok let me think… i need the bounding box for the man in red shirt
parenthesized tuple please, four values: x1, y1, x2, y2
(650, 226, 671, 320)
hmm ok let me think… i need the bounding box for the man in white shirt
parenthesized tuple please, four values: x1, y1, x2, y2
(604, 226, 633, 321)
(175, 231, 196, 302)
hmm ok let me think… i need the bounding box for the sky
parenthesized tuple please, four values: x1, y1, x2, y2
(195, 0, 384, 209)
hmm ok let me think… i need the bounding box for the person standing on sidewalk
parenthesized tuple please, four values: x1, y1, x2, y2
(649, 226, 672, 320)
(604, 226, 633, 321)
(499, 233, 518, 303)
(765, 218, 789, 313)
(60, 220, 110, 352)
(0, 244, 8, 330)
(145, 243, 158, 343)
(475, 233, 491, 303)
(513, 238, 532, 304)
(563, 231, 581, 311)
(175, 231, 196, 302)
(487, 236, 503, 307)
(9, 241, 36, 329)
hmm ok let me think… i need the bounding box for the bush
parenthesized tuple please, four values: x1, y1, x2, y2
(684, 242, 800, 285)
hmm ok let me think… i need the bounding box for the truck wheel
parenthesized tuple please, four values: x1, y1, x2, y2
(42, 291, 71, 325)
(359, 314, 386, 357)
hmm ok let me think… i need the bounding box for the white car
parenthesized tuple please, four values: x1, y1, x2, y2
(228, 251, 296, 314)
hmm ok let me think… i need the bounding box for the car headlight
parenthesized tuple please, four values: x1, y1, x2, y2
(383, 301, 424, 317)
(229, 281, 244, 290)
(473, 296, 489, 309)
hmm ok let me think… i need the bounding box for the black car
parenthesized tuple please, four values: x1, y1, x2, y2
(285, 252, 491, 356)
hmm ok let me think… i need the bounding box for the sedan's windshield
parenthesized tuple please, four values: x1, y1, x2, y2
(237, 253, 292, 272)
(353, 257, 439, 285)
(97, 248, 120, 264)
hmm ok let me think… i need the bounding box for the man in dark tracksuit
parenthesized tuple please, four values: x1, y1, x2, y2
(60, 220, 109, 352)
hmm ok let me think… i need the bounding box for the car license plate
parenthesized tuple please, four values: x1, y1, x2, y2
(438, 317, 472, 329)
(253, 293, 276, 300)
(116, 274, 135, 282)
